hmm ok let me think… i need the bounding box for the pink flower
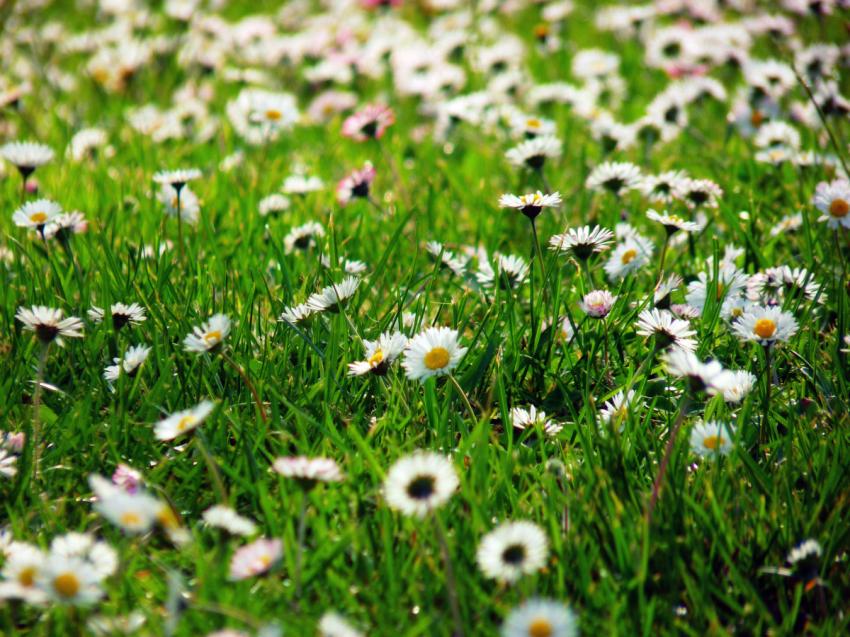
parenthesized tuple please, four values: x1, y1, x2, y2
(341, 104, 395, 142)
(3, 432, 25, 452)
(229, 538, 282, 581)
(112, 463, 142, 494)
(579, 290, 617, 318)
(361, 0, 402, 9)
(336, 162, 376, 206)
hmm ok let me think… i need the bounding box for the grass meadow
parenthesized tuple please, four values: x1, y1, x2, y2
(1, 0, 850, 635)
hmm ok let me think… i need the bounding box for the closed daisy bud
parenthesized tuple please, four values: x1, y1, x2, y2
(579, 290, 616, 318)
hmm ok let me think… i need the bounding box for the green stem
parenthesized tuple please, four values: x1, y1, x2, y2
(448, 374, 476, 423)
(195, 433, 227, 503)
(294, 491, 309, 600)
(646, 394, 690, 527)
(221, 350, 267, 423)
(434, 514, 464, 637)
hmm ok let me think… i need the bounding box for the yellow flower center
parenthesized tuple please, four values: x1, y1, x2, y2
(18, 567, 36, 587)
(526, 118, 541, 128)
(368, 348, 384, 367)
(754, 318, 777, 339)
(621, 248, 637, 265)
(829, 198, 849, 218)
(528, 618, 554, 637)
(424, 347, 450, 370)
(92, 68, 110, 84)
(730, 307, 744, 318)
(258, 554, 272, 568)
(121, 511, 143, 527)
(53, 572, 81, 599)
(157, 506, 179, 529)
(266, 109, 282, 121)
(715, 282, 725, 300)
(702, 435, 725, 451)
(204, 330, 222, 344)
(30, 212, 47, 224)
(176, 415, 195, 431)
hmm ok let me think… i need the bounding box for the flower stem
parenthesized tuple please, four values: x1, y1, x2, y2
(655, 235, 670, 286)
(448, 374, 476, 423)
(221, 350, 267, 423)
(30, 341, 50, 483)
(434, 515, 464, 637)
(195, 433, 228, 503)
(646, 394, 690, 527)
(294, 491, 309, 600)
(176, 187, 185, 263)
(760, 343, 773, 454)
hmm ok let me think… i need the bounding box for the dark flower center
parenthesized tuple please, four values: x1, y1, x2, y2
(360, 121, 378, 138)
(351, 181, 370, 199)
(502, 544, 526, 565)
(35, 323, 60, 343)
(406, 475, 435, 500)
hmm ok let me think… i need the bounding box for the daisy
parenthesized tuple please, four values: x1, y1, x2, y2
(183, 314, 231, 353)
(646, 209, 701, 235)
(43, 211, 88, 241)
(732, 306, 798, 345)
(348, 331, 408, 376)
(272, 456, 344, 488)
(505, 136, 562, 171)
(279, 303, 317, 325)
(585, 161, 642, 196)
(598, 389, 635, 427)
(16, 306, 84, 346)
(37, 554, 105, 605)
(0, 141, 54, 178)
(282, 173, 324, 195)
(258, 194, 291, 216)
(158, 184, 200, 224)
(661, 350, 729, 395)
(203, 505, 257, 537)
(579, 290, 616, 318)
(88, 302, 146, 330)
(152, 168, 201, 191)
(12, 199, 62, 232)
(685, 267, 749, 317)
(284, 221, 325, 254)
(341, 104, 395, 141)
(227, 88, 299, 145)
(769, 213, 803, 237)
(319, 611, 364, 637)
(337, 163, 377, 206)
(720, 370, 757, 404)
(477, 253, 529, 290)
(67, 128, 109, 162)
(675, 178, 723, 209)
(154, 400, 216, 441)
(548, 225, 614, 260)
(476, 520, 548, 584)
(635, 309, 696, 352)
(509, 405, 563, 437)
(306, 276, 360, 313)
(813, 179, 850, 229)
(689, 421, 735, 458)
(501, 598, 578, 637)
(499, 191, 562, 220)
(425, 241, 468, 277)
(90, 476, 161, 534)
(384, 451, 458, 517)
(103, 344, 151, 381)
(0, 542, 48, 603)
(604, 235, 654, 281)
(48, 532, 117, 579)
(402, 327, 467, 381)
(228, 538, 282, 581)
(0, 449, 17, 479)
(787, 539, 822, 567)
(641, 171, 688, 204)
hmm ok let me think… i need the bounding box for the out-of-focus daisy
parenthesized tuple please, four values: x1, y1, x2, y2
(342, 104, 395, 141)
(402, 327, 467, 381)
(0, 542, 48, 603)
(0, 141, 54, 178)
(769, 213, 803, 237)
(425, 241, 468, 278)
(501, 598, 578, 637)
(320, 254, 368, 276)
(384, 451, 458, 517)
(675, 178, 723, 209)
(158, 184, 200, 224)
(689, 421, 735, 458)
(103, 344, 151, 382)
(48, 532, 117, 580)
(154, 400, 216, 441)
(279, 303, 317, 325)
(661, 350, 729, 395)
(477, 253, 529, 290)
(272, 457, 344, 489)
(732, 306, 798, 345)
(183, 314, 231, 353)
(153, 168, 201, 191)
(258, 194, 291, 217)
(813, 179, 850, 229)
(348, 331, 408, 376)
(12, 199, 62, 233)
(0, 449, 17, 479)
(284, 221, 325, 254)
(227, 88, 299, 145)
(476, 520, 548, 584)
(720, 370, 757, 404)
(641, 171, 687, 204)
(510, 405, 562, 437)
(88, 302, 147, 330)
(604, 235, 654, 281)
(319, 611, 364, 637)
(548, 225, 614, 260)
(43, 211, 88, 241)
(506, 136, 561, 171)
(37, 554, 104, 605)
(67, 128, 109, 162)
(585, 161, 642, 196)
(282, 173, 324, 195)
(16, 306, 84, 346)
(89, 475, 161, 535)
(579, 290, 616, 318)
(228, 538, 282, 581)
(635, 309, 696, 352)
(598, 389, 635, 428)
(337, 163, 376, 206)
(203, 505, 257, 537)
(646, 209, 701, 235)
(499, 191, 562, 220)
(306, 277, 360, 313)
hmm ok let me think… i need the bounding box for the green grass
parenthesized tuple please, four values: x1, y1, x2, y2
(2, 1, 850, 635)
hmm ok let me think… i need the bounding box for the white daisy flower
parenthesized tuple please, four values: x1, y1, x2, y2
(732, 306, 798, 344)
(635, 309, 697, 352)
(284, 222, 326, 254)
(425, 241, 469, 277)
(661, 350, 730, 395)
(675, 178, 723, 209)
(42, 211, 88, 241)
(685, 267, 749, 317)
(154, 400, 216, 441)
(689, 421, 735, 458)
(585, 161, 642, 196)
(0, 449, 17, 479)
(501, 598, 578, 637)
(228, 538, 282, 581)
(279, 303, 317, 325)
(37, 554, 105, 605)
(720, 370, 757, 404)
(306, 276, 360, 314)
(640, 170, 688, 204)
(282, 174, 324, 195)
(319, 611, 364, 637)
(604, 235, 654, 281)
(258, 194, 291, 216)
(103, 344, 151, 381)
(813, 179, 850, 229)
(384, 451, 458, 517)
(598, 389, 636, 427)
(48, 533, 117, 579)
(158, 184, 200, 224)
(787, 539, 822, 566)
(402, 327, 467, 382)
(499, 191, 562, 220)
(510, 405, 562, 437)
(153, 168, 201, 189)
(476, 253, 529, 290)
(579, 290, 616, 318)
(89, 475, 161, 534)
(548, 225, 614, 259)
(272, 456, 344, 487)
(183, 314, 231, 353)
(16, 306, 84, 346)
(12, 199, 62, 231)
(0, 141, 54, 175)
(646, 209, 701, 235)
(505, 136, 562, 170)
(0, 542, 48, 603)
(348, 331, 408, 376)
(476, 520, 549, 584)
(88, 302, 147, 330)
(67, 128, 109, 162)
(203, 505, 257, 537)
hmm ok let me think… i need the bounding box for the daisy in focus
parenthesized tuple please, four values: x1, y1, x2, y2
(732, 306, 798, 345)
(348, 331, 408, 376)
(402, 327, 467, 382)
(499, 191, 562, 220)
(16, 306, 84, 346)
